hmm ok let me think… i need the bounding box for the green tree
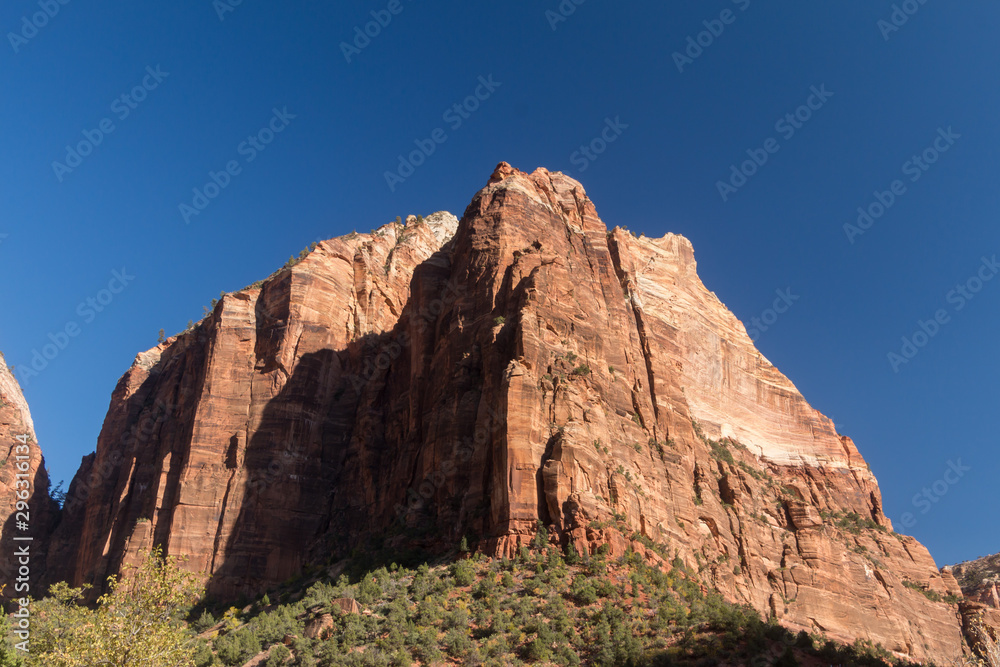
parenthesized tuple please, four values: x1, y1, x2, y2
(0, 608, 24, 667)
(27, 546, 204, 667)
(451, 560, 475, 587)
(264, 644, 290, 667)
(214, 627, 259, 666)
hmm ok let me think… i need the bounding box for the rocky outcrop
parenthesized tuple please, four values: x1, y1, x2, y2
(30, 164, 974, 664)
(0, 353, 57, 597)
(950, 554, 1000, 664)
(953, 553, 1000, 608)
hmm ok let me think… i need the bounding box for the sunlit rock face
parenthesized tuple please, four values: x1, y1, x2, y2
(0, 354, 57, 597)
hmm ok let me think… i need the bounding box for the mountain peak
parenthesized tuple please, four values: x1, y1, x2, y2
(0, 167, 987, 664)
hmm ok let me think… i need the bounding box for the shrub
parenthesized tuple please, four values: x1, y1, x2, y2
(249, 606, 301, 646)
(444, 628, 474, 659)
(493, 316, 506, 326)
(452, 559, 476, 587)
(193, 639, 216, 667)
(709, 439, 735, 465)
(572, 365, 591, 376)
(193, 608, 218, 633)
(215, 626, 261, 666)
(357, 574, 382, 604)
(473, 575, 497, 599)
(525, 635, 552, 662)
(265, 643, 291, 667)
(532, 523, 551, 551)
(570, 576, 598, 605)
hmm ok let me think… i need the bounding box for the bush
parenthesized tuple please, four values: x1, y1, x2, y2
(193, 608, 218, 633)
(709, 440, 735, 465)
(357, 574, 382, 604)
(452, 559, 476, 587)
(249, 606, 302, 646)
(532, 523, 550, 550)
(444, 628, 474, 659)
(570, 576, 599, 605)
(265, 643, 291, 667)
(525, 636, 552, 662)
(473, 575, 497, 599)
(193, 639, 216, 667)
(215, 626, 261, 666)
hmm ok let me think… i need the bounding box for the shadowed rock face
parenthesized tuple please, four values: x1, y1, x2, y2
(20, 163, 977, 663)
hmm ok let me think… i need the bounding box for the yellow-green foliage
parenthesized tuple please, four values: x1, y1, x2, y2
(23, 546, 203, 667)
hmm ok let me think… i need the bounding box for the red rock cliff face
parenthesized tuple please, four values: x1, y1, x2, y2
(0, 353, 57, 598)
(46, 165, 970, 664)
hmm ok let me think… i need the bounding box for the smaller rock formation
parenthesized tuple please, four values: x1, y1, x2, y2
(949, 555, 1000, 666)
(0, 353, 57, 598)
(953, 553, 1000, 609)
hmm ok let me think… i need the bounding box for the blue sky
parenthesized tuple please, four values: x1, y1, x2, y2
(1, 1, 997, 566)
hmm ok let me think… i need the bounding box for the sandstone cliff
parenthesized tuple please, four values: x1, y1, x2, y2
(950, 554, 1000, 664)
(16, 164, 981, 664)
(0, 353, 57, 597)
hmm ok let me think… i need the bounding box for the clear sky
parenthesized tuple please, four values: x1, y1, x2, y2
(1, 1, 997, 567)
